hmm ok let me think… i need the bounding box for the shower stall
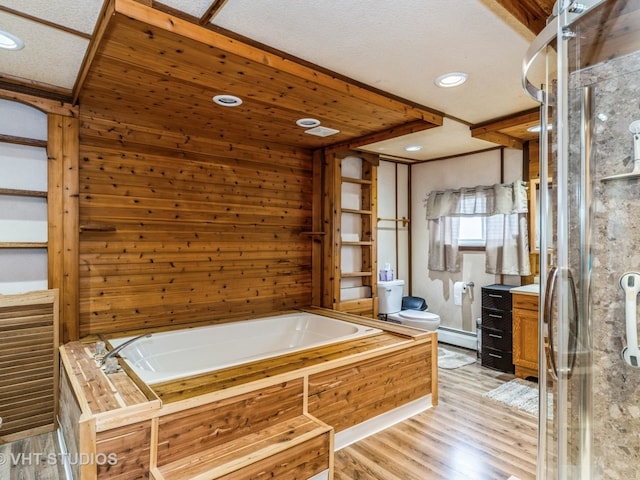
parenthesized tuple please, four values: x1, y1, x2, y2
(523, 0, 640, 478)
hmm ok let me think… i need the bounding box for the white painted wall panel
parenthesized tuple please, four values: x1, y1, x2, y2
(0, 144, 47, 191)
(0, 99, 47, 139)
(0, 99, 48, 293)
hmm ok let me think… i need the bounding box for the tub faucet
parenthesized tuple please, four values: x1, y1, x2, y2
(100, 333, 152, 366)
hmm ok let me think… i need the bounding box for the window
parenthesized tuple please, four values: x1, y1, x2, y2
(458, 216, 486, 247)
(425, 181, 530, 275)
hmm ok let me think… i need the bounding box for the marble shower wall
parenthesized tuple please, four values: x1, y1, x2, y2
(572, 49, 640, 478)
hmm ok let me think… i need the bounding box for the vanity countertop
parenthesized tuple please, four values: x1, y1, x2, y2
(510, 284, 540, 296)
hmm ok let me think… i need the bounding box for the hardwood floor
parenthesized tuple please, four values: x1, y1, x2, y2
(0, 430, 66, 480)
(1, 347, 537, 480)
(333, 346, 538, 480)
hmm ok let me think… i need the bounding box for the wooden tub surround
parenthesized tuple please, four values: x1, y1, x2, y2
(58, 307, 437, 480)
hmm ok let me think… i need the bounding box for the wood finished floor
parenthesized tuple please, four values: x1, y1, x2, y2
(334, 346, 538, 480)
(0, 430, 65, 480)
(1, 347, 537, 480)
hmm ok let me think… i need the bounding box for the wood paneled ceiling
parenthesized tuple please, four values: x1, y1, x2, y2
(77, 0, 444, 150)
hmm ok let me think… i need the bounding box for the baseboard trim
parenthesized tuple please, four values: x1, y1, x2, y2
(334, 394, 432, 451)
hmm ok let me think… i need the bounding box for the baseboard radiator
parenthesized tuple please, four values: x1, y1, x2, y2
(437, 326, 478, 351)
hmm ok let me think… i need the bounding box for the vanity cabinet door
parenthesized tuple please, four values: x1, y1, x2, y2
(512, 293, 539, 379)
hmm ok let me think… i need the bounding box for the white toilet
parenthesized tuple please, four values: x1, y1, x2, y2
(377, 280, 440, 331)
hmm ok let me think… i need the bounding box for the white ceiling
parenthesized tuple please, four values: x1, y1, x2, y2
(0, 0, 541, 161)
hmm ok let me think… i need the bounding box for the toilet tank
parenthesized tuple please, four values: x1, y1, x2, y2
(377, 279, 405, 314)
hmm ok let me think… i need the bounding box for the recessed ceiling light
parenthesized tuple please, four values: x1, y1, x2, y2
(434, 72, 468, 88)
(212, 94, 243, 107)
(405, 145, 423, 152)
(296, 118, 321, 128)
(527, 124, 553, 133)
(0, 29, 24, 51)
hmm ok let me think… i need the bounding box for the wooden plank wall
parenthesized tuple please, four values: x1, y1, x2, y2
(78, 113, 314, 336)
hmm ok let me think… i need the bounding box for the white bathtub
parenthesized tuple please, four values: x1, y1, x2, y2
(108, 312, 382, 384)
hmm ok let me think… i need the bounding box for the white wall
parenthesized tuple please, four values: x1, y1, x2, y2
(0, 99, 48, 294)
(377, 161, 409, 293)
(410, 148, 523, 335)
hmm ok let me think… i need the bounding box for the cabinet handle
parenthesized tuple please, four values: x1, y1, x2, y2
(488, 294, 503, 298)
(489, 314, 503, 319)
(489, 333, 503, 339)
(489, 353, 503, 359)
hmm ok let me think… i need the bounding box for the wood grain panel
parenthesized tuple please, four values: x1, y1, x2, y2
(59, 340, 154, 417)
(216, 431, 330, 480)
(78, 113, 314, 336)
(154, 416, 330, 480)
(308, 342, 432, 432)
(58, 368, 83, 480)
(156, 379, 304, 467)
(0, 290, 58, 441)
(512, 292, 539, 310)
(513, 293, 540, 379)
(96, 421, 152, 479)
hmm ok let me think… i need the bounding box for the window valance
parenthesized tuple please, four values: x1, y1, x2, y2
(424, 180, 528, 220)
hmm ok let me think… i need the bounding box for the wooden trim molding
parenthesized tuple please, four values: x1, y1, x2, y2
(470, 108, 540, 150)
(48, 114, 80, 342)
(0, 88, 77, 117)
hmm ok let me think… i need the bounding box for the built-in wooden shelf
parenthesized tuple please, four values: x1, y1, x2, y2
(340, 272, 373, 278)
(0, 133, 47, 148)
(300, 231, 326, 236)
(341, 176, 372, 185)
(342, 208, 372, 215)
(0, 188, 47, 198)
(378, 216, 410, 227)
(0, 242, 48, 249)
(330, 152, 378, 317)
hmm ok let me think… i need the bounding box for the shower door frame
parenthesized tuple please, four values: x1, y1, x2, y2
(523, 1, 607, 478)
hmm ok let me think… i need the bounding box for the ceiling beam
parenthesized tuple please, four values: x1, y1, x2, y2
(335, 120, 440, 151)
(484, 0, 554, 35)
(471, 108, 540, 149)
(199, 0, 230, 25)
(0, 5, 91, 39)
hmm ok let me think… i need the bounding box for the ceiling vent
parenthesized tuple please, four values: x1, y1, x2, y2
(304, 126, 340, 137)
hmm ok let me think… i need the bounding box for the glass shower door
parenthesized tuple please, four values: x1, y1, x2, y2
(524, 1, 640, 478)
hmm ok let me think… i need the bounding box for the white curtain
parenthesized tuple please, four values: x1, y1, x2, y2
(424, 181, 531, 275)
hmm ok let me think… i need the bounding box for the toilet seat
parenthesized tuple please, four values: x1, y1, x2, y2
(398, 310, 439, 321)
(387, 309, 440, 331)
